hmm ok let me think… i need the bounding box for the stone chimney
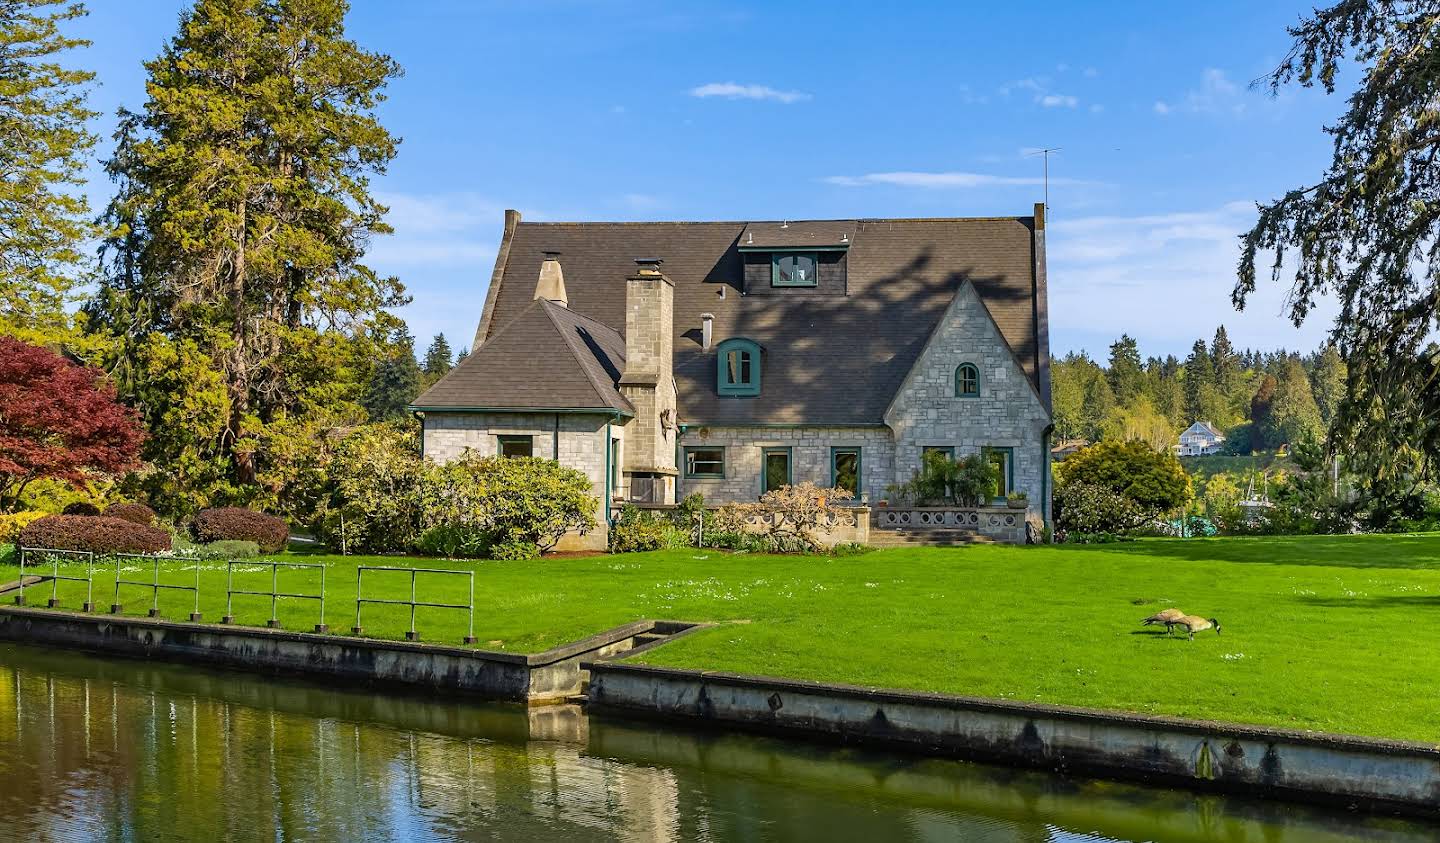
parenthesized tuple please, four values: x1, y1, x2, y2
(700, 313, 714, 350)
(534, 251, 568, 307)
(618, 258, 678, 502)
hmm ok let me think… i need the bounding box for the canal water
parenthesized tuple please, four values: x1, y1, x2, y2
(0, 643, 1431, 842)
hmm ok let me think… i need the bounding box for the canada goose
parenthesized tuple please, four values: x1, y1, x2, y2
(1175, 615, 1222, 640)
(1141, 608, 1186, 634)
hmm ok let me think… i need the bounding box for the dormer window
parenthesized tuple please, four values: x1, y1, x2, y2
(717, 338, 761, 396)
(772, 253, 818, 287)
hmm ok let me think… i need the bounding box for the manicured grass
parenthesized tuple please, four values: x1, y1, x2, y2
(4, 534, 1440, 742)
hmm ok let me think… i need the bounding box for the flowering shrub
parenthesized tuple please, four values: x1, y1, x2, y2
(18, 515, 171, 554)
(714, 482, 856, 552)
(105, 502, 157, 526)
(193, 507, 289, 552)
(0, 511, 47, 545)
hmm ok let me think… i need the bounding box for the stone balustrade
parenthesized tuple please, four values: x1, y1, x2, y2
(872, 505, 1029, 544)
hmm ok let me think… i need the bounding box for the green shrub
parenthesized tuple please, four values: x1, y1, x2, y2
(0, 511, 47, 545)
(314, 422, 428, 554)
(183, 540, 261, 559)
(416, 523, 492, 559)
(1058, 440, 1192, 522)
(1054, 481, 1144, 537)
(888, 451, 999, 507)
(489, 538, 540, 561)
(829, 542, 872, 557)
(447, 455, 597, 553)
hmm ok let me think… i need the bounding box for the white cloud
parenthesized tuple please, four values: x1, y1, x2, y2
(369, 192, 506, 267)
(823, 170, 1093, 189)
(688, 82, 810, 104)
(1155, 69, 1247, 117)
(1048, 202, 1336, 355)
(1039, 93, 1078, 108)
(1000, 77, 1081, 109)
(1153, 100, 1172, 115)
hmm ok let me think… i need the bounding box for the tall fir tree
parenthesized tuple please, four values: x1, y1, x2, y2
(362, 328, 420, 421)
(1250, 374, 1279, 449)
(422, 333, 453, 381)
(0, 0, 97, 346)
(87, 0, 407, 511)
(1183, 339, 1212, 422)
(1210, 325, 1238, 394)
(1310, 345, 1347, 427)
(1106, 334, 1144, 405)
(1269, 357, 1326, 447)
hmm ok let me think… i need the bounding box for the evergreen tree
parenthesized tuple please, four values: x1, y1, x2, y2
(1269, 357, 1326, 447)
(362, 329, 420, 421)
(1311, 345, 1347, 427)
(1211, 325, 1238, 394)
(0, 0, 97, 345)
(1183, 339, 1211, 422)
(1080, 373, 1117, 441)
(422, 333, 453, 379)
(88, 0, 407, 503)
(1251, 374, 1279, 449)
(1106, 334, 1144, 405)
(456, 346, 469, 362)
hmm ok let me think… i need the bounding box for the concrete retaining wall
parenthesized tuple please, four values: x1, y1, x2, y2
(0, 607, 658, 704)
(584, 662, 1440, 818)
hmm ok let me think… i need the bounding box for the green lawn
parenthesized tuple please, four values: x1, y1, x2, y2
(4, 534, 1440, 743)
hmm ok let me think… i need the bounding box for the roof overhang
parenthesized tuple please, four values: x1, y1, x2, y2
(409, 405, 634, 418)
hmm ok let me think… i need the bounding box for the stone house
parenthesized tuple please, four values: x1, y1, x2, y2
(412, 207, 1054, 548)
(1177, 421, 1226, 457)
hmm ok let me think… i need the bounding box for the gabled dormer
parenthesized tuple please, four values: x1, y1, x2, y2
(737, 220, 853, 296)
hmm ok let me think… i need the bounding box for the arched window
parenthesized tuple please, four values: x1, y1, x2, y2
(717, 338, 761, 396)
(955, 363, 980, 397)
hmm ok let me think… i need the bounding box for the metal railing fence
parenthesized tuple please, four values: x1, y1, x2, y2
(222, 560, 327, 631)
(110, 553, 200, 619)
(353, 566, 476, 644)
(16, 547, 96, 610)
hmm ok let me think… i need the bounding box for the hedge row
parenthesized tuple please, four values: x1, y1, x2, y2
(192, 507, 288, 552)
(17, 515, 171, 554)
(105, 502, 157, 526)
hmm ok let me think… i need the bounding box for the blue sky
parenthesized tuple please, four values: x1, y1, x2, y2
(72, 0, 1350, 360)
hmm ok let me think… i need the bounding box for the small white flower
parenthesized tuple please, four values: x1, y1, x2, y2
(1223, 653, 1245, 661)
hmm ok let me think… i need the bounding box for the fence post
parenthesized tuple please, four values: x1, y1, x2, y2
(464, 573, 477, 645)
(13, 547, 23, 606)
(189, 559, 203, 622)
(47, 553, 61, 608)
(83, 551, 96, 613)
(147, 555, 161, 617)
(351, 568, 364, 636)
(404, 568, 419, 641)
(314, 565, 328, 633)
(222, 561, 236, 624)
(266, 563, 281, 628)
(110, 554, 123, 614)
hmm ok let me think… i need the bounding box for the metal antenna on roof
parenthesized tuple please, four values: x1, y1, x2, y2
(1027, 147, 1061, 210)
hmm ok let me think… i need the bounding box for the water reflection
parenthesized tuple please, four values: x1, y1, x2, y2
(0, 643, 1430, 842)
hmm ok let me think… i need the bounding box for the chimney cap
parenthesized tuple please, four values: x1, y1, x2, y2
(542, 250, 562, 258)
(700, 312, 714, 320)
(633, 257, 663, 267)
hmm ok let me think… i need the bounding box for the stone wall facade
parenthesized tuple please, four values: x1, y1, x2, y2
(884, 282, 1052, 522)
(422, 411, 620, 550)
(677, 425, 895, 504)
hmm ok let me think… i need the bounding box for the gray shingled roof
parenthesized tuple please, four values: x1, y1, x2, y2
(739, 220, 854, 249)
(413, 298, 632, 413)
(440, 215, 1044, 425)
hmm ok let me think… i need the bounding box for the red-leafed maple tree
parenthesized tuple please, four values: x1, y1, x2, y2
(0, 337, 144, 511)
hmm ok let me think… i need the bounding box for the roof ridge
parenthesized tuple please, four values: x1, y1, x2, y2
(518, 215, 1032, 227)
(535, 301, 612, 409)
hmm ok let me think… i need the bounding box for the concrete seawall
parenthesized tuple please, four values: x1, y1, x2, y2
(0, 607, 679, 704)
(584, 662, 1440, 818)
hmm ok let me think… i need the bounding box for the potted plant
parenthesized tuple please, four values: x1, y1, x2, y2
(1006, 491, 1029, 510)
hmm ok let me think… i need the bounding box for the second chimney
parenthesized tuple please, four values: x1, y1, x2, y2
(534, 251, 568, 307)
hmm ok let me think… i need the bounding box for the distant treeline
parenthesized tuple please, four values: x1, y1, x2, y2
(1053, 327, 1345, 454)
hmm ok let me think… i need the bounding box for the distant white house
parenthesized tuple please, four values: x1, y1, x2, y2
(1176, 421, 1225, 457)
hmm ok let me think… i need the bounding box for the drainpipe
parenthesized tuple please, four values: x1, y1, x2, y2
(604, 412, 621, 527)
(553, 413, 560, 460)
(1041, 423, 1055, 538)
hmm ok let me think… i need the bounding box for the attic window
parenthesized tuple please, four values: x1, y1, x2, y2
(955, 363, 980, 397)
(772, 253, 818, 287)
(717, 338, 761, 396)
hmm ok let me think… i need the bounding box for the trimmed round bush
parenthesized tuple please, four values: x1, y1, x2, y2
(18, 515, 171, 554)
(105, 502, 157, 526)
(192, 507, 288, 552)
(61, 501, 102, 516)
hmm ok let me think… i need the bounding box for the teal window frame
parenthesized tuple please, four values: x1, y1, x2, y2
(983, 446, 1015, 500)
(921, 445, 954, 461)
(683, 446, 726, 479)
(955, 363, 980, 397)
(771, 252, 819, 287)
(717, 338, 762, 396)
(497, 434, 533, 458)
(762, 447, 792, 494)
(830, 447, 862, 496)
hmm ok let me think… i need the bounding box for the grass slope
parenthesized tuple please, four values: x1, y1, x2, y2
(3, 534, 1439, 742)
